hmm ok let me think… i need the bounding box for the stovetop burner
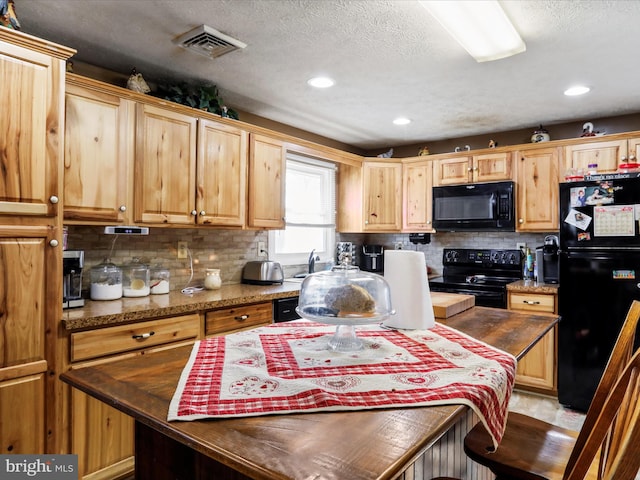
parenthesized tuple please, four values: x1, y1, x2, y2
(429, 248, 524, 309)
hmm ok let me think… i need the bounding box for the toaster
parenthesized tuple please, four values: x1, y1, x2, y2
(242, 261, 284, 285)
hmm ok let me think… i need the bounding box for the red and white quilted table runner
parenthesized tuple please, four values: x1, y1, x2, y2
(168, 321, 516, 447)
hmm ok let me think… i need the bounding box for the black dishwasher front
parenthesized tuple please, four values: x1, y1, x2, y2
(273, 296, 300, 323)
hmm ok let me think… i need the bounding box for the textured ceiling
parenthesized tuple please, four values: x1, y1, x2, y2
(14, 0, 640, 150)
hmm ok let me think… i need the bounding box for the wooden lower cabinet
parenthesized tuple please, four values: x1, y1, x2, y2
(0, 373, 45, 454)
(508, 291, 558, 394)
(68, 314, 200, 479)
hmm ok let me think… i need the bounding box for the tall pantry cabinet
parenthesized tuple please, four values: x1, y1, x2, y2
(0, 29, 74, 454)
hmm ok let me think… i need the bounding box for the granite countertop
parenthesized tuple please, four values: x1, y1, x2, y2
(507, 279, 559, 294)
(62, 282, 301, 331)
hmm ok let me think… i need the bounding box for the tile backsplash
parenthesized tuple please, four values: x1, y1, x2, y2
(67, 226, 552, 296)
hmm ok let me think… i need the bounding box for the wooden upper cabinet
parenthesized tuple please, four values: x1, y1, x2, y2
(64, 79, 134, 223)
(363, 161, 402, 231)
(248, 134, 285, 229)
(134, 103, 197, 225)
(197, 120, 247, 227)
(0, 32, 72, 217)
(515, 146, 560, 232)
(336, 163, 363, 233)
(433, 152, 512, 185)
(564, 138, 629, 173)
(403, 160, 433, 232)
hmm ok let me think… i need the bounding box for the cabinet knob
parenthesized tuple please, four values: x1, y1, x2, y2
(234, 315, 249, 321)
(49, 239, 59, 247)
(427, 220, 431, 224)
(523, 300, 541, 305)
(191, 210, 198, 216)
(199, 210, 206, 216)
(119, 205, 127, 212)
(49, 195, 59, 204)
(467, 167, 473, 172)
(518, 218, 524, 224)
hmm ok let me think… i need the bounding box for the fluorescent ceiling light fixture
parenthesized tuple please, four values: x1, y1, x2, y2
(393, 117, 411, 125)
(307, 76, 335, 88)
(420, 1, 526, 62)
(564, 85, 590, 96)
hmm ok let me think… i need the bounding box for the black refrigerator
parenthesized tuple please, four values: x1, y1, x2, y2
(558, 173, 640, 412)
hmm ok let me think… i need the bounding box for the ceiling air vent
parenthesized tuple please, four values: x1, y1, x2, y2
(173, 25, 247, 59)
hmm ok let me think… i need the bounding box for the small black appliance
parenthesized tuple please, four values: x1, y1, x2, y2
(536, 235, 559, 283)
(360, 245, 384, 273)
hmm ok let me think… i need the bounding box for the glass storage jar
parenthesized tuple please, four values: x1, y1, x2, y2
(90, 259, 123, 301)
(150, 264, 170, 294)
(204, 268, 222, 290)
(122, 258, 150, 297)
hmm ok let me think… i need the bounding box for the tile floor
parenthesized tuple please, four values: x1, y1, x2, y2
(509, 389, 586, 431)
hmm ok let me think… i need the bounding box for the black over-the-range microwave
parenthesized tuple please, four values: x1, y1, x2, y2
(432, 180, 515, 232)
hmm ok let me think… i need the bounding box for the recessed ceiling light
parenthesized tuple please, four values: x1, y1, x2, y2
(393, 117, 411, 126)
(564, 85, 591, 96)
(307, 76, 335, 88)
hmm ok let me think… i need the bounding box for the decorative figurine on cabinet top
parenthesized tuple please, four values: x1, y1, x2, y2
(418, 146, 430, 156)
(377, 148, 394, 158)
(0, 0, 20, 30)
(488, 139, 498, 148)
(581, 122, 605, 137)
(126, 68, 151, 94)
(531, 125, 550, 143)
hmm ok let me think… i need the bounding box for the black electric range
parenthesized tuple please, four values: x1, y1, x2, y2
(428, 248, 523, 309)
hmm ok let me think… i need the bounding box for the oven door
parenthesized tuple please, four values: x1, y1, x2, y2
(429, 284, 506, 309)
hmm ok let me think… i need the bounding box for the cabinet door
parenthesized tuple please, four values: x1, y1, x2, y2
(515, 147, 560, 231)
(134, 103, 197, 225)
(197, 120, 247, 227)
(0, 231, 47, 367)
(564, 139, 626, 173)
(0, 228, 50, 454)
(473, 152, 512, 182)
(0, 374, 45, 454)
(403, 161, 433, 231)
(248, 134, 285, 229)
(626, 137, 640, 163)
(336, 163, 363, 233)
(363, 161, 402, 231)
(433, 156, 471, 185)
(64, 82, 134, 223)
(0, 39, 60, 216)
(509, 292, 557, 393)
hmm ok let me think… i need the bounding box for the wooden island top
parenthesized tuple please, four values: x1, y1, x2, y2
(61, 306, 558, 480)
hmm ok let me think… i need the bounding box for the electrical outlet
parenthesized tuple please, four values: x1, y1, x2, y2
(516, 242, 526, 252)
(394, 242, 403, 250)
(257, 241, 267, 257)
(177, 241, 188, 259)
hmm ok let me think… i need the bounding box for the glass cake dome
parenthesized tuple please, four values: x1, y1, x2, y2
(296, 263, 394, 351)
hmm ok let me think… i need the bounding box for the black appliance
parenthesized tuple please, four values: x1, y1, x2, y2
(273, 297, 300, 323)
(432, 181, 515, 232)
(558, 173, 640, 412)
(360, 245, 384, 273)
(428, 248, 522, 309)
(536, 235, 559, 283)
(63, 250, 85, 309)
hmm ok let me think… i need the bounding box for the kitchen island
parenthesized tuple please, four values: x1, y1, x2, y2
(61, 306, 558, 480)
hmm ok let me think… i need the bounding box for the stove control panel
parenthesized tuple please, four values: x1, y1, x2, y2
(443, 248, 522, 267)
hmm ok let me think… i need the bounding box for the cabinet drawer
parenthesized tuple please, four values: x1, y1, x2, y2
(508, 292, 556, 313)
(71, 314, 200, 362)
(206, 302, 272, 336)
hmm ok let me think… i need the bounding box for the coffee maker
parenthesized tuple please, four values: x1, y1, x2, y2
(63, 250, 85, 309)
(535, 235, 559, 284)
(360, 245, 384, 273)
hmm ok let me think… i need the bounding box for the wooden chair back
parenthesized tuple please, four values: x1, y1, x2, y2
(564, 347, 640, 480)
(564, 299, 640, 478)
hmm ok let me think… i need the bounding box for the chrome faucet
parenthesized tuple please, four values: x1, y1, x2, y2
(308, 249, 320, 274)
